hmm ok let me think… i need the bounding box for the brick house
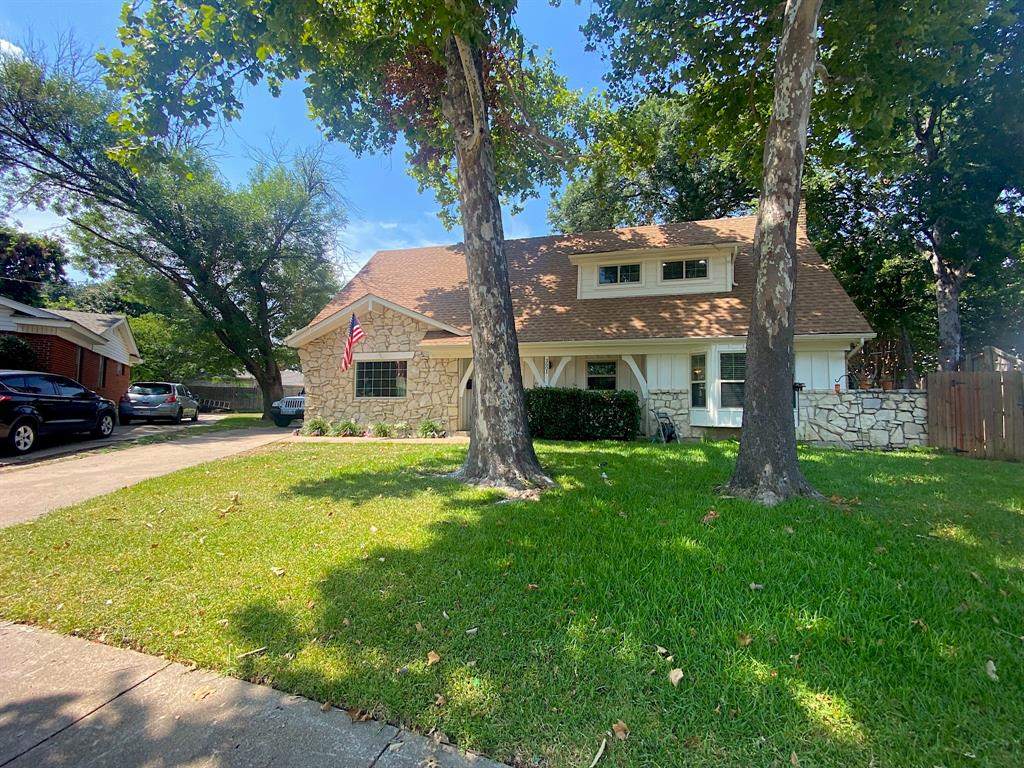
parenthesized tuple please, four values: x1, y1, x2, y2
(285, 215, 926, 448)
(0, 296, 141, 401)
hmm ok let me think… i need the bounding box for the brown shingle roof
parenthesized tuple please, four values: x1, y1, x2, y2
(311, 215, 872, 344)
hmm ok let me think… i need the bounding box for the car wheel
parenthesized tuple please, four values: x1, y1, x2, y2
(8, 420, 37, 455)
(92, 413, 115, 439)
(273, 416, 293, 428)
(173, 408, 183, 424)
(191, 408, 199, 422)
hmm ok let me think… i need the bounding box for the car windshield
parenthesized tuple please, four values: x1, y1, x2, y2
(129, 383, 173, 395)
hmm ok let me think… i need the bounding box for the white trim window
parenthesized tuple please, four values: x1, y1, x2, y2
(661, 258, 708, 281)
(586, 360, 617, 390)
(719, 352, 746, 408)
(690, 354, 707, 408)
(355, 360, 408, 398)
(597, 264, 641, 285)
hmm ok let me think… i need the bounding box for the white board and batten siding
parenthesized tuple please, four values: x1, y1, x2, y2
(794, 350, 847, 391)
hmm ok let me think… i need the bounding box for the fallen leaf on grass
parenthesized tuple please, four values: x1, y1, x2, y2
(465, 627, 479, 636)
(215, 619, 229, 627)
(320, 701, 332, 712)
(783, 526, 795, 535)
(655, 645, 671, 659)
(684, 735, 701, 749)
(702, 509, 719, 525)
(790, 751, 800, 766)
(527, 583, 540, 591)
(749, 582, 764, 591)
(588, 737, 607, 768)
(347, 707, 372, 722)
(427, 650, 441, 666)
(415, 622, 425, 632)
(985, 659, 999, 682)
(306, 600, 316, 610)
(173, 628, 187, 637)
(611, 720, 629, 741)
(342, 617, 351, 627)
(910, 618, 929, 632)
(737, 633, 753, 647)
(668, 668, 684, 687)
(434, 694, 446, 707)
(270, 567, 286, 577)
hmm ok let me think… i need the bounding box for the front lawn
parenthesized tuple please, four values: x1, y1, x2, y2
(0, 442, 1021, 766)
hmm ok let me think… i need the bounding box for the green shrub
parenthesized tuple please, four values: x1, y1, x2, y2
(300, 417, 332, 436)
(0, 335, 38, 370)
(524, 387, 641, 441)
(329, 419, 362, 437)
(393, 420, 412, 438)
(417, 418, 446, 438)
(370, 421, 395, 438)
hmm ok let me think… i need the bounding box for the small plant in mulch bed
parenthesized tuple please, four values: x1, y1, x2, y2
(370, 421, 396, 438)
(393, 420, 413, 438)
(417, 419, 446, 438)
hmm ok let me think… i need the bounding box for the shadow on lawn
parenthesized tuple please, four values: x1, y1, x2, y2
(230, 442, 1022, 766)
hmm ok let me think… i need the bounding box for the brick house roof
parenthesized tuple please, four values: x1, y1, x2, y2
(310, 215, 872, 344)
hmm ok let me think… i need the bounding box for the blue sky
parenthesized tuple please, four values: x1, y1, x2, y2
(0, 0, 608, 274)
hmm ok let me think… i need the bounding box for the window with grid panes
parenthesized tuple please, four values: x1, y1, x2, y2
(355, 360, 408, 398)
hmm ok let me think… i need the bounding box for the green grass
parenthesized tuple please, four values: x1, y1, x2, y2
(0, 441, 1021, 767)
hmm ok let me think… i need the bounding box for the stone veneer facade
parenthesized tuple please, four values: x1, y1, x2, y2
(647, 388, 928, 449)
(297, 305, 460, 433)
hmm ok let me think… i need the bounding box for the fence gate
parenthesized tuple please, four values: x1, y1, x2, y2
(927, 372, 1024, 460)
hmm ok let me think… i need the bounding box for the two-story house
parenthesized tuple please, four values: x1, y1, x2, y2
(286, 214, 876, 438)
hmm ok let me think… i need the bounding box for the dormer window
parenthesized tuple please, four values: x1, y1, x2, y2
(662, 258, 708, 281)
(598, 264, 641, 285)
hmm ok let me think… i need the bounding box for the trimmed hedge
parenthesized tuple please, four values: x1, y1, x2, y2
(525, 387, 641, 441)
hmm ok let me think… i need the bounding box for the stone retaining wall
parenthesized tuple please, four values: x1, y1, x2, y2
(796, 389, 928, 449)
(646, 388, 929, 449)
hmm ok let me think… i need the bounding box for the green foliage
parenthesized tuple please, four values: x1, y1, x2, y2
(0, 227, 67, 305)
(549, 97, 755, 233)
(300, 417, 332, 437)
(0, 56, 342, 411)
(524, 387, 640, 441)
(101, 0, 588, 227)
(370, 421, 396, 438)
(0, 335, 38, 370)
(393, 420, 413, 438)
(417, 418, 446, 438)
(329, 419, 362, 437)
(129, 312, 237, 383)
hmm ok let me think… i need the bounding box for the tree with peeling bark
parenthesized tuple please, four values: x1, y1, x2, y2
(587, 0, 1024, 373)
(103, 0, 583, 489)
(725, 0, 823, 504)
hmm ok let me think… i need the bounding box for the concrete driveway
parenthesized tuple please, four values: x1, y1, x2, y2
(0, 414, 254, 468)
(0, 428, 287, 528)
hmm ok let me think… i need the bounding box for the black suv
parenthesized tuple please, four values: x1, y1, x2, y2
(0, 370, 118, 455)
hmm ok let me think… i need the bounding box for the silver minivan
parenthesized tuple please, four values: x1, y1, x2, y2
(123, 382, 200, 424)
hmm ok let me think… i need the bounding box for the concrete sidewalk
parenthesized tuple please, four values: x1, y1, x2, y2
(0, 429, 286, 528)
(0, 623, 499, 768)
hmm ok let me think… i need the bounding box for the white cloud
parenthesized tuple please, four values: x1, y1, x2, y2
(0, 39, 24, 59)
(339, 217, 451, 277)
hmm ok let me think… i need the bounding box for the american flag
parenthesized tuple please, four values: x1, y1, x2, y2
(341, 313, 365, 372)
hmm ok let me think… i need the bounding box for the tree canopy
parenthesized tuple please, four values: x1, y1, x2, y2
(548, 96, 754, 233)
(0, 227, 68, 305)
(0, 55, 341, 414)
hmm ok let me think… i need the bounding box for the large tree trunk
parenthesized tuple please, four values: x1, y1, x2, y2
(932, 257, 963, 372)
(253, 361, 284, 420)
(725, 0, 823, 506)
(440, 35, 550, 490)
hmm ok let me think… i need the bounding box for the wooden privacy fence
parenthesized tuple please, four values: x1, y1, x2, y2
(927, 372, 1024, 460)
